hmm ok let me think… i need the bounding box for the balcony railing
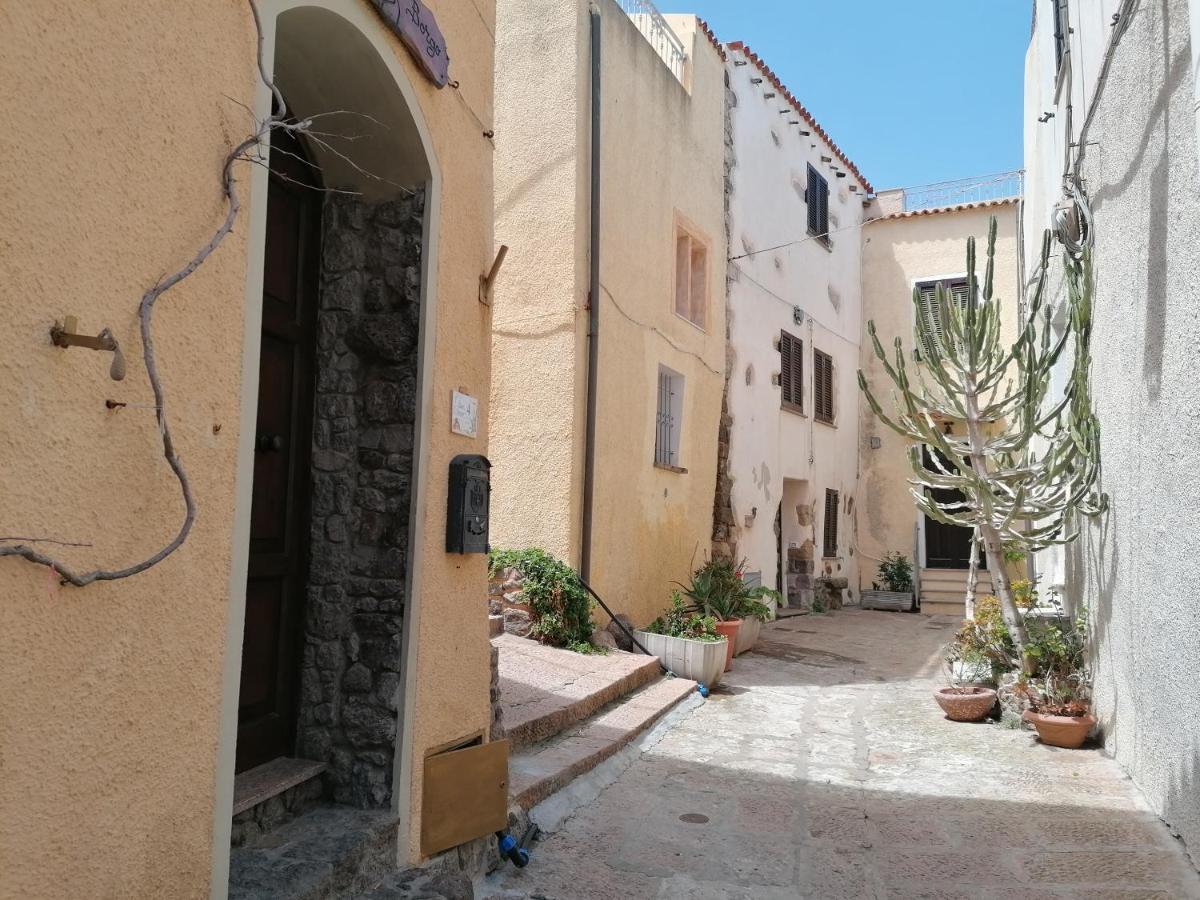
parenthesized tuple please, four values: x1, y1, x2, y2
(901, 170, 1024, 212)
(617, 0, 688, 84)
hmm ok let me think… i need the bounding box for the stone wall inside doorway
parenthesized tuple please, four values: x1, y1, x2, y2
(297, 189, 424, 809)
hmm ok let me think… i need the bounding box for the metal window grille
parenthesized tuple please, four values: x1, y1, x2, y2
(655, 369, 680, 466)
(823, 489, 839, 558)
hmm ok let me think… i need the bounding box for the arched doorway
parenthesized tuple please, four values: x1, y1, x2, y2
(231, 1, 437, 821)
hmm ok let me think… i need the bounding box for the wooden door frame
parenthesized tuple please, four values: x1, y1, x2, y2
(212, 0, 443, 889)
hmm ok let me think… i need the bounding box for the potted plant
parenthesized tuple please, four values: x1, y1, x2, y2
(636, 593, 727, 688)
(676, 558, 777, 669)
(861, 552, 915, 612)
(935, 595, 1012, 721)
(1015, 601, 1095, 748)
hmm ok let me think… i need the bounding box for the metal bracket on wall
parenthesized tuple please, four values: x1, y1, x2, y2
(50, 316, 126, 381)
(478, 244, 509, 306)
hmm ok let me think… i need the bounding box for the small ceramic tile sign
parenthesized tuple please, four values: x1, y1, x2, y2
(451, 390, 478, 438)
(369, 0, 450, 88)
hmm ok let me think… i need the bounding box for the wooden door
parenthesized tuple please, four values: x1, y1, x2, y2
(922, 446, 984, 570)
(237, 128, 322, 773)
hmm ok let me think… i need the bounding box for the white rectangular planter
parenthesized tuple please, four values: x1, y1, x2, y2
(635, 630, 727, 688)
(861, 590, 914, 612)
(733, 596, 777, 656)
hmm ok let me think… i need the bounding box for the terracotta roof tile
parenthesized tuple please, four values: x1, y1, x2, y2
(868, 196, 1018, 222)
(725, 40, 871, 192)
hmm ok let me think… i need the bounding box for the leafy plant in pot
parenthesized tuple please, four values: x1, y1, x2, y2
(862, 552, 915, 612)
(638, 592, 727, 687)
(676, 558, 776, 671)
(935, 596, 1015, 721)
(1015, 603, 1095, 748)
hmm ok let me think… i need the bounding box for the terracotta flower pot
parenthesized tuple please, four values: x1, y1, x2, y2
(933, 686, 998, 722)
(1023, 709, 1096, 748)
(712, 619, 741, 672)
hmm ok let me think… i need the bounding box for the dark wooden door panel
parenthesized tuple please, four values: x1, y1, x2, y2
(922, 445, 984, 570)
(237, 126, 321, 773)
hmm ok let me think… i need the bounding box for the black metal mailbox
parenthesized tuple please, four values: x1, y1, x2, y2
(446, 454, 491, 554)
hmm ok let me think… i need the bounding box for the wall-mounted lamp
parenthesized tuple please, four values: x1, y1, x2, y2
(50, 316, 126, 381)
(744, 506, 758, 528)
(1037, 111, 1056, 123)
(869, 436, 882, 449)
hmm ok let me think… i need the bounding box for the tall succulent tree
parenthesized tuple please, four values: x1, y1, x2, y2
(858, 218, 1106, 653)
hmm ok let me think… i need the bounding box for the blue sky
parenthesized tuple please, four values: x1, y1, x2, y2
(656, 1, 1030, 190)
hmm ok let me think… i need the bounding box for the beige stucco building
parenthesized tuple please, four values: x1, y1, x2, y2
(1, 1, 500, 897)
(858, 196, 1022, 613)
(491, 1, 727, 628)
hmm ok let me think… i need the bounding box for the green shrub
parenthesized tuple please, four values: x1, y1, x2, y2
(875, 552, 913, 593)
(644, 592, 722, 642)
(675, 557, 779, 622)
(488, 547, 597, 653)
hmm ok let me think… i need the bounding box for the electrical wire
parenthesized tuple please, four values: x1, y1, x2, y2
(600, 284, 723, 377)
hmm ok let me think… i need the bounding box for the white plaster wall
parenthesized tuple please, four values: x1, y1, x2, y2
(1024, 0, 1200, 865)
(724, 45, 867, 598)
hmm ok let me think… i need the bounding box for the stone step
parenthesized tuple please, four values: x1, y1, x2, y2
(229, 806, 397, 900)
(920, 568, 993, 586)
(919, 589, 973, 603)
(493, 633, 663, 750)
(920, 599, 967, 617)
(508, 676, 697, 811)
(231, 757, 328, 848)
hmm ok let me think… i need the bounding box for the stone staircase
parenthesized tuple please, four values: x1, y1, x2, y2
(919, 567, 993, 617)
(493, 633, 698, 813)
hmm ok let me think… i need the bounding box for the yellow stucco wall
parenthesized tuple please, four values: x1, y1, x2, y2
(0, 1, 495, 896)
(857, 202, 1020, 592)
(490, 3, 727, 628)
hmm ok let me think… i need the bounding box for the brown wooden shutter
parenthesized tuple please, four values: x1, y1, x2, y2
(814, 349, 834, 423)
(780, 331, 803, 413)
(823, 489, 839, 558)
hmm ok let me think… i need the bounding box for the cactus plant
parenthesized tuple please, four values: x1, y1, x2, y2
(858, 219, 1106, 654)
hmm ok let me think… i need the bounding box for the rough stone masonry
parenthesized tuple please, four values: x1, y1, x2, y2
(296, 189, 424, 808)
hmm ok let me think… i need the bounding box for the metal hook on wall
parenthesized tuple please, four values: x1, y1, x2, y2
(50, 316, 127, 381)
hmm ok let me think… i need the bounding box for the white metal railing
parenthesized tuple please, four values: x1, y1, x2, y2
(617, 0, 688, 84)
(901, 170, 1024, 212)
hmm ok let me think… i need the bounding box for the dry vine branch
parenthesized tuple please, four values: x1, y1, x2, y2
(0, 0, 299, 587)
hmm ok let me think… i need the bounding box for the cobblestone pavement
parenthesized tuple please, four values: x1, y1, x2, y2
(485, 608, 1200, 899)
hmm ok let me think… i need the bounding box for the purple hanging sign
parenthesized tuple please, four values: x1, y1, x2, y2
(370, 0, 451, 88)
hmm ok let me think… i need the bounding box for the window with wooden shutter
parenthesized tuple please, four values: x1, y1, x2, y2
(674, 222, 708, 329)
(805, 164, 830, 242)
(823, 489, 839, 558)
(779, 330, 804, 414)
(813, 348, 834, 424)
(914, 277, 970, 360)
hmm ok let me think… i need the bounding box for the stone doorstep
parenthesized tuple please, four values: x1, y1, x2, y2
(493, 633, 663, 751)
(228, 806, 397, 900)
(233, 757, 328, 816)
(508, 675, 698, 811)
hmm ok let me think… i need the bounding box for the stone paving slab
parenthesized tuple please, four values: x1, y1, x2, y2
(509, 676, 697, 810)
(484, 609, 1200, 899)
(494, 633, 662, 749)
